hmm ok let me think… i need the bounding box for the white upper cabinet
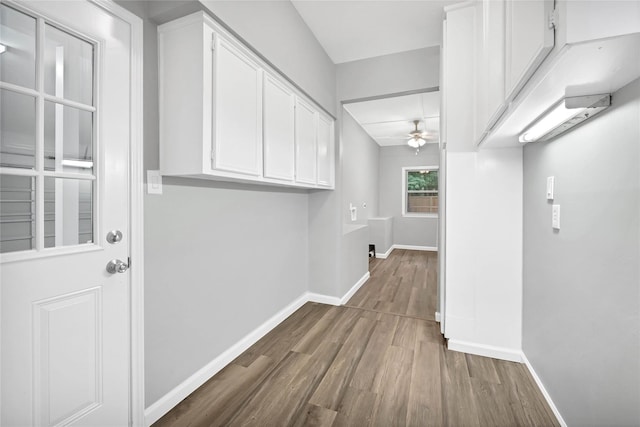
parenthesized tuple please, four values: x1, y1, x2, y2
(316, 114, 334, 187)
(477, 0, 506, 135)
(477, 0, 640, 148)
(442, 3, 477, 152)
(263, 73, 295, 182)
(213, 36, 262, 176)
(294, 97, 317, 185)
(158, 12, 334, 189)
(504, 0, 554, 101)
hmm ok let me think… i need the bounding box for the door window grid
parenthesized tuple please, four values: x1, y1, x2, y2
(0, 3, 97, 256)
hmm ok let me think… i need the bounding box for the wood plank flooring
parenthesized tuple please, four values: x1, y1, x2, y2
(154, 250, 559, 427)
(347, 250, 438, 321)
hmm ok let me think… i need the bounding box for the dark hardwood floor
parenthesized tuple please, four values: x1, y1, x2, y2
(347, 249, 438, 321)
(154, 250, 559, 427)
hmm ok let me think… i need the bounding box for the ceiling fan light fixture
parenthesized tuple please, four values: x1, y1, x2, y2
(407, 120, 428, 149)
(408, 136, 422, 148)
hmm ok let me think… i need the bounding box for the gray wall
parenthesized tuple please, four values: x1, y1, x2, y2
(341, 225, 369, 296)
(368, 217, 394, 255)
(144, 181, 309, 406)
(337, 47, 440, 101)
(523, 78, 640, 426)
(341, 111, 380, 224)
(379, 145, 440, 248)
(115, 1, 336, 407)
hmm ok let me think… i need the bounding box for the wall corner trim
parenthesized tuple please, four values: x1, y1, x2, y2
(393, 244, 438, 252)
(521, 352, 568, 427)
(340, 271, 370, 305)
(375, 246, 394, 259)
(144, 273, 372, 425)
(447, 339, 523, 362)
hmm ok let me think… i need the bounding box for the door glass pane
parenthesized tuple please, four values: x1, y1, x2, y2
(0, 4, 37, 89)
(44, 177, 93, 248)
(44, 101, 93, 174)
(1, 89, 36, 169)
(44, 24, 93, 105)
(0, 174, 35, 253)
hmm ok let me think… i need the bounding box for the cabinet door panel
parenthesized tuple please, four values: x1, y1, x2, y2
(316, 115, 333, 187)
(484, 0, 507, 128)
(505, 0, 554, 100)
(444, 5, 476, 151)
(295, 99, 317, 185)
(214, 37, 262, 176)
(263, 74, 295, 181)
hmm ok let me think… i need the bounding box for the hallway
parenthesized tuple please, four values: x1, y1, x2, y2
(154, 250, 558, 426)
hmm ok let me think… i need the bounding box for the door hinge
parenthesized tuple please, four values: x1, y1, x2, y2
(128, 256, 131, 268)
(211, 149, 215, 161)
(548, 8, 558, 29)
(211, 38, 215, 51)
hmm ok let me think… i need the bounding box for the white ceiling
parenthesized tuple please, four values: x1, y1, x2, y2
(343, 91, 440, 146)
(291, 0, 460, 64)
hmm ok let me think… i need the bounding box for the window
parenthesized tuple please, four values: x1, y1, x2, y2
(0, 4, 97, 256)
(403, 167, 438, 216)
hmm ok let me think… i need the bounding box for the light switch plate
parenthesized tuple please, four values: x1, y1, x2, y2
(147, 170, 163, 195)
(546, 176, 554, 200)
(552, 204, 560, 229)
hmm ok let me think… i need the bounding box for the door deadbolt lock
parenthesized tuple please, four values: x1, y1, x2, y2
(106, 230, 123, 244)
(106, 259, 129, 274)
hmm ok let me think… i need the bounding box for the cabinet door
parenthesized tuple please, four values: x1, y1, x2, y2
(505, 0, 554, 100)
(483, 0, 507, 129)
(294, 98, 317, 185)
(263, 73, 295, 181)
(213, 36, 262, 176)
(444, 4, 476, 152)
(316, 114, 333, 187)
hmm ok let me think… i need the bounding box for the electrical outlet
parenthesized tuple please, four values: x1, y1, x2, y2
(552, 204, 560, 229)
(546, 176, 554, 200)
(147, 170, 163, 195)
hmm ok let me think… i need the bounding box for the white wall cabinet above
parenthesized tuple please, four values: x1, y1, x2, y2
(213, 35, 263, 176)
(476, 0, 640, 149)
(158, 12, 335, 190)
(294, 97, 318, 185)
(316, 114, 335, 188)
(263, 74, 295, 182)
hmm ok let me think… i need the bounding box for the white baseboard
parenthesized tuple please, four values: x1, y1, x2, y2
(340, 271, 370, 305)
(447, 339, 523, 363)
(144, 293, 310, 426)
(375, 245, 437, 258)
(306, 292, 341, 306)
(144, 275, 374, 425)
(435, 311, 441, 322)
(521, 352, 568, 427)
(375, 246, 394, 259)
(393, 244, 438, 252)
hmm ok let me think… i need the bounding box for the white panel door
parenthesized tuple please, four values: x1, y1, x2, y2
(316, 114, 333, 187)
(213, 35, 262, 176)
(263, 73, 294, 181)
(505, 0, 554, 100)
(294, 98, 317, 185)
(0, 1, 134, 425)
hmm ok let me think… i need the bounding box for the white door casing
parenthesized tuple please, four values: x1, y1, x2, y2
(0, 1, 143, 426)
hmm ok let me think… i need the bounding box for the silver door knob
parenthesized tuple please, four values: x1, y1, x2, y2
(106, 259, 129, 274)
(106, 230, 123, 244)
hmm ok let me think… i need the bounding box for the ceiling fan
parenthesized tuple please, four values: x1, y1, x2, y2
(407, 120, 435, 153)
